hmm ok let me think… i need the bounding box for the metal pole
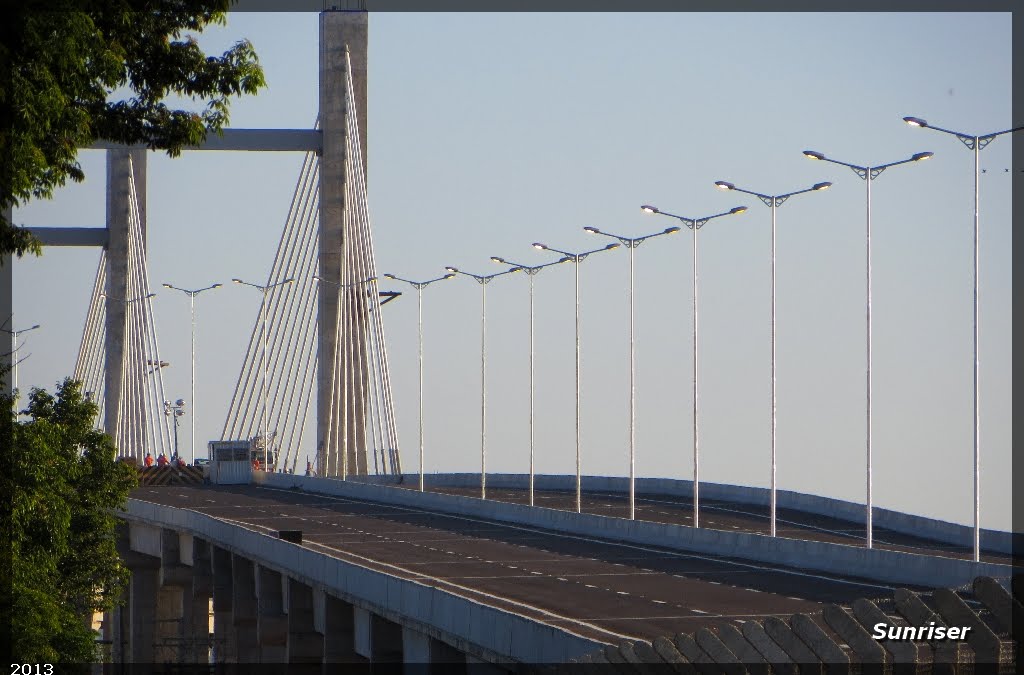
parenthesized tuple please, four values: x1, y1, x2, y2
(190, 294, 196, 465)
(574, 258, 581, 514)
(261, 288, 268, 468)
(481, 281, 487, 500)
(866, 171, 873, 548)
(693, 223, 700, 529)
(418, 286, 425, 492)
(973, 137, 980, 562)
(529, 273, 536, 507)
(628, 245, 636, 521)
(12, 330, 17, 394)
(770, 200, 777, 538)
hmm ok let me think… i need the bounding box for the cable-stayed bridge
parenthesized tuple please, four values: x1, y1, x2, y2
(6, 9, 1021, 669)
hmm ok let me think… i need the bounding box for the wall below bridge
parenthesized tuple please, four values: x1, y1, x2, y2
(343, 472, 1020, 556)
(256, 472, 1013, 590)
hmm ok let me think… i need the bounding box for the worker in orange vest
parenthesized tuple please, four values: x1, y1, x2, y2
(157, 453, 169, 467)
(252, 457, 261, 472)
(144, 453, 154, 468)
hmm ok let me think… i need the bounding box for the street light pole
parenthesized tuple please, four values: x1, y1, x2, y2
(490, 255, 570, 507)
(383, 272, 454, 491)
(713, 180, 831, 537)
(232, 277, 295, 468)
(532, 241, 619, 513)
(1, 323, 40, 396)
(635, 206, 746, 527)
(582, 224, 682, 519)
(903, 115, 1022, 561)
(802, 149, 932, 548)
(445, 265, 520, 499)
(162, 283, 222, 464)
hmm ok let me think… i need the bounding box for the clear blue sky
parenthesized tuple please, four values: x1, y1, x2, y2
(13, 12, 1013, 529)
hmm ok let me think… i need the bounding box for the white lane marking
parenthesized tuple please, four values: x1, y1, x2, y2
(652, 600, 667, 604)
(691, 609, 708, 614)
(617, 591, 629, 596)
(254, 487, 899, 592)
(197, 510, 640, 644)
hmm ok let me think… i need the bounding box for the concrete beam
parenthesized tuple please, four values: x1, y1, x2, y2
(129, 522, 162, 558)
(86, 128, 321, 153)
(23, 226, 108, 247)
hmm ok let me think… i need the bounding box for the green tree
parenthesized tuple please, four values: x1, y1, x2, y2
(4, 379, 138, 662)
(1, 1, 266, 260)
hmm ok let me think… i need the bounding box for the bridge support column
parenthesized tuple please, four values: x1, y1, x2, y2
(189, 538, 213, 663)
(127, 556, 160, 662)
(231, 554, 259, 662)
(256, 565, 288, 662)
(317, 9, 370, 477)
(286, 578, 323, 663)
(317, 590, 365, 663)
(211, 546, 235, 662)
(104, 147, 146, 454)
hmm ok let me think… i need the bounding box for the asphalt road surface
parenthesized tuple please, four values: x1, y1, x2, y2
(133, 484, 932, 646)
(412, 485, 1016, 566)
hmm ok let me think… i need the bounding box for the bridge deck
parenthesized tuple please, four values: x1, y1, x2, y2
(417, 485, 1017, 565)
(132, 484, 928, 646)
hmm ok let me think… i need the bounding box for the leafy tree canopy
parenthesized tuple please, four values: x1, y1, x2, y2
(3, 378, 138, 662)
(1, 1, 266, 261)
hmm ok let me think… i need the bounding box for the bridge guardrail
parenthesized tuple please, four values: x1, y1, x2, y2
(255, 472, 1013, 590)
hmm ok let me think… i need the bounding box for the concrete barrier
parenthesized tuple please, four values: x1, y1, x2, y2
(344, 472, 1019, 555)
(118, 498, 607, 663)
(255, 472, 1013, 589)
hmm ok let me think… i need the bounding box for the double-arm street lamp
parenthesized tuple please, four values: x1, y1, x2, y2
(636, 206, 747, 527)
(312, 275, 377, 479)
(581, 224, 681, 520)
(532, 241, 619, 513)
(383, 272, 455, 492)
(903, 115, 1023, 562)
(490, 255, 570, 507)
(802, 149, 933, 549)
(445, 265, 521, 500)
(162, 283, 222, 464)
(2, 323, 40, 395)
(713, 180, 831, 537)
(231, 277, 295, 468)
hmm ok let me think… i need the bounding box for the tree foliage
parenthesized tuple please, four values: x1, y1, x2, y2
(1, 1, 266, 261)
(3, 379, 138, 662)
